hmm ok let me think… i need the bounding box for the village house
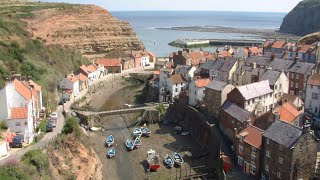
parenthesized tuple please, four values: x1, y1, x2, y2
(159, 68, 174, 103)
(275, 102, 302, 127)
(154, 60, 168, 70)
(160, 74, 188, 103)
(226, 80, 274, 117)
(232, 65, 253, 86)
(0, 79, 42, 143)
(235, 125, 263, 178)
(281, 93, 304, 111)
(286, 59, 315, 100)
(75, 64, 99, 86)
(214, 58, 238, 83)
(58, 74, 80, 97)
(188, 78, 211, 106)
(131, 50, 152, 67)
(194, 61, 215, 79)
(121, 57, 135, 70)
(261, 121, 317, 180)
(172, 49, 192, 67)
(219, 101, 255, 142)
(150, 70, 160, 88)
(305, 73, 320, 125)
(259, 70, 289, 103)
(76, 72, 88, 91)
(148, 52, 157, 63)
(294, 44, 318, 63)
(131, 51, 142, 68)
(175, 65, 196, 82)
(95, 58, 122, 74)
(140, 51, 150, 67)
(270, 40, 287, 54)
(204, 81, 234, 120)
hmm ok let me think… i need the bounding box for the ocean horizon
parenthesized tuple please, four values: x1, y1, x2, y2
(112, 11, 286, 57)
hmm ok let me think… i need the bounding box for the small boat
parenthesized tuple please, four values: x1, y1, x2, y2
(107, 147, 115, 158)
(147, 149, 160, 171)
(133, 137, 141, 148)
(173, 152, 184, 166)
(181, 131, 190, 136)
(185, 151, 192, 157)
(174, 126, 182, 131)
(164, 154, 174, 168)
(141, 127, 151, 137)
(105, 135, 114, 147)
(126, 139, 134, 150)
(133, 128, 142, 136)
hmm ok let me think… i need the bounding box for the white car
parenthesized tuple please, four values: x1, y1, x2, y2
(50, 112, 58, 119)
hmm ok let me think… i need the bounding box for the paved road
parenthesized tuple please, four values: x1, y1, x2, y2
(0, 105, 65, 165)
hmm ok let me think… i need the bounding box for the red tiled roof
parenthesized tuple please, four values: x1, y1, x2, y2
(14, 79, 31, 101)
(148, 52, 156, 57)
(244, 47, 262, 56)
(271, 41, 286, 49)
(238, 125, 263, 149)
(87, 64, 97, 72)
(170, 74, 187, 84)
(96, 59, 121, 67)
(67, 74, 78, 83)
(220, 51, 231, 58)
(10, 107, 28, 119)
(296, 44, 316, 54)
(77, 72, 87, 82)
(263, 41, 273, 48)
(131, 51, 143, 58)
(308, 74, 320, 86)
(276, 103, 301, 124)
(79, 65, 90, 75)
(189, 51, 204, 66)
(195, 78, 211, 88)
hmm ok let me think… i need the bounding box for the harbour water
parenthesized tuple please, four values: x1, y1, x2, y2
(111, 11, 286, 57)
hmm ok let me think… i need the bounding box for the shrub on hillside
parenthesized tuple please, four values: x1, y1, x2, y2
(0, 121, 8, 129)
(36, 119, 47, 133)
(63, 117, 80, 136)
(0, 163, 31, 180)
(21, 149, 50, 176)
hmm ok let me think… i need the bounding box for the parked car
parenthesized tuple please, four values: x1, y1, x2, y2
(12, 135, 23, 148)
(46, 123, 54, 132)
(50, 112, 58, 119)
(49, 119, 57, 128)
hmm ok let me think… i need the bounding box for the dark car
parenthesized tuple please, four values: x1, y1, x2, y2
(46, 123, 54, 132)
(12, 135, 23, 148)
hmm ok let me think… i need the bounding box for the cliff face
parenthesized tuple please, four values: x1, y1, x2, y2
(26, 5, 145, 59)
(280, 0, 320, 36)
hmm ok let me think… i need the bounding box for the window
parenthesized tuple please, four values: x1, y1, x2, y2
(296, 74, 299, 80)
(232, 120, 234, 124)
(15, 122, 21, 126)
(181, 87, 183, 91)
(266, 138, 269, 145)
(266, 150, 270, 157)
(279, 157, 283, 164)
(277, 171, 282, 179)
(265, 164, 269, 172)
(252, 147, 256, 153)
(279, 84, 282, 89)
(239, 145, 243, 154)
(176, 83, 178, 86)
(279, 145, 283, 151)
(251, 154, 256, 163)
(304, 75, 308, 81)
(290, 81, 294, 88)
(250, 164, 256, 175)
(238, 156, 244, 166)
(181, 83, 183, 86)
(312, 93, 318, 100)
(275, 85, 278, 90)
(291, 73, 294, 79)
(175, 88, 178, 92)
(295, 82, 299, 89)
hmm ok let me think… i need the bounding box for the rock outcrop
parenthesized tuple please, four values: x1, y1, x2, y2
(280, 0, 320, 36)
(25, 5, 145, 59)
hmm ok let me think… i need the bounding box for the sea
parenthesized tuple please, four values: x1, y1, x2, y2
(111, 11, 286, 57)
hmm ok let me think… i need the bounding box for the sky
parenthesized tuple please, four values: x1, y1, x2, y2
(41, 0, 302, 12)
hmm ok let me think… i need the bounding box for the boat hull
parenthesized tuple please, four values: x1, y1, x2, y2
(149, 164, 160, 171)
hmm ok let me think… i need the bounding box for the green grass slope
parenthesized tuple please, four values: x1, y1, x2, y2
(0, 2, 89, 109)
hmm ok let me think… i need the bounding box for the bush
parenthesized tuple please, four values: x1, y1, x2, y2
(62, 117, 80, 136)
(36, 119, 47, 133)
(0, 121, 8, 130)
(21, 149, 50, 176)
(0, 164, 31, 180)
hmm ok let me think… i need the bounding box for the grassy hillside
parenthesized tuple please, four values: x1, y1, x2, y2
(299, 31, 320, 44)
(0, 2, 89, 109)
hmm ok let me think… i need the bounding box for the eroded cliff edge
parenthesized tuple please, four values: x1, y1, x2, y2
(25, 4, 145, 59)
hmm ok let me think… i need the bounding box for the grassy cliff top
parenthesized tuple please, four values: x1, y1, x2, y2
(0, 2, 88, 110)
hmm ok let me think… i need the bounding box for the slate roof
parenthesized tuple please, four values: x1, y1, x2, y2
(251, 68, 266, 76)
(268, 58, 294, 72)
(237, 80, 273, 100)
(206, 81, 227, 91)
(288, 61, 315, 75)
(234, 65, 252, 75)
(308, 74, 320, 86)
(263, 120, 302, 148)
(260, 70, 281, 86)
(222, 101, 251, 123)
(175, 65, 191, 73)
(219, 58, 237, 72)
(245, 56, 270, 66)
(238, 125, 263, 149)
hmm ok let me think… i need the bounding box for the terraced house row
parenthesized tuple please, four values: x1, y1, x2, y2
(151, 39, 320, 179)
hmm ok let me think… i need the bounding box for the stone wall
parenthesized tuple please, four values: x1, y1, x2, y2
(165, 104, 221, 169)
